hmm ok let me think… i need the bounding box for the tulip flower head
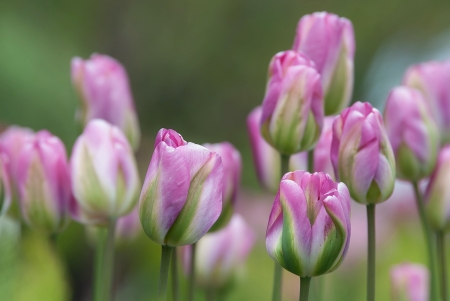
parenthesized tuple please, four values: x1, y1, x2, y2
(115, 205, 141, 243)
(182, 214, 255, 289)
(71, 119, 140, 222)
(0, 153, 11, 216)
(391, 263, 428, 301)
(16, 131, 70, 233)
(331, 102, 396, 204)
(313, 116, 336, 177)
(203, 142, 241, 231)
(260, 50, 324, 155)
(403, 60, 450, 143)
(293, 12, 355, 115)
(139, 129, 223, 246)
(425, 145, 450, 231)
(71, 54, 141, 150)
(384, 86, 439, 181)
(266, 171, 351, 277)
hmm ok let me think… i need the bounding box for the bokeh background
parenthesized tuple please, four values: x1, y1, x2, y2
(1, 0, 450, 300)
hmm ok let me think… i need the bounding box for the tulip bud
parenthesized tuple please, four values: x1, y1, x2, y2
(391, 263, 428, 301)
(139, 129, 223, 246)
(425, 146, 450, 231)
(266, 171, 351, 277)
(403, 60, 450, 143)
(203, 142, 241, 231)
(293, 12, 355, 115)
(181, 214, 255, 289)
(260, 50, 324, 155)
(71, 54, 141, 150)
(0, 153, 11, 216)
(16, 131, 70, 233)
(384, 86, 439, 181)
(313, 116, 336, 177)
(115, 206, 141, 243)
(0, 126, 34, 200)
(331, 102, 396, 204)
(71, 119, 140, 221)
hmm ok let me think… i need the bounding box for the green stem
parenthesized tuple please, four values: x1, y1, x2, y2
(93, 227, 106, 301)
(307, 149, 314, 173)
(103, 219, 116, 301)
(437, 232, 448, 301)
(272, 262, 283, 301)
(366, 204, 376, 301)
(299, 277, 311, 301)
(188, 243, 197, 301)
(412, 182, 438, 301)
(158, 245, 174, 301)
(171, 248, 180, 301)
(281, 154, 290, 176)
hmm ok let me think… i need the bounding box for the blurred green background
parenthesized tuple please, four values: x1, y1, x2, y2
(1, 0, 450, 300)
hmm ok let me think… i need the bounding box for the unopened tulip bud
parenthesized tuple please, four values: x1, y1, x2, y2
(203, 142, 241, 231)
(391, 263, 428, 301)
(71, 119, 140, 221)
(0, 153, 11, 216)
(71, 54, 141, 150)
(331, 102, 396, 204)
(266, 171, 351, 277)
(403, 60, 450, 143)
(260, 51, 324, 155)
(293, 12, 355, 115)
(139, 129, 223, 246)
(181, 214, 255, 289)
(313, 116, 336, 177)
(115, 206, 141, 243)
(384, 86, 439, 181)
(425, 146, 450, 231)
(16, 131, 70, 233)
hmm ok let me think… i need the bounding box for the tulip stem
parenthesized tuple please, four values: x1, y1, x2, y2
(437, 231, 448, 301)
(299, 277, 311, 301)
(281, 154, 290, 176)
(171, 248, 180, 301)
(366, 204, 376, 301)
(272, 262, 283, 301)
(158, 245, 174, 301)
(412, 182, 438, 301)
(188, 243, 197, 301)
(307, 150, 314, 173)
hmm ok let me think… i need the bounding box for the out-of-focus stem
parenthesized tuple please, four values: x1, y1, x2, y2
(412, 182, 438, 301)
(437, 231, 448, 301)
(188, 243, 197, 301)
(307, 149, 314, 173)
(171, 247, 180, 301)
(367, 204, 376, 301)
(158, 245, 174, 301)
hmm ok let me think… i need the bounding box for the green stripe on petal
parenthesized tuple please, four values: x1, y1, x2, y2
(139, 173, 163, 244)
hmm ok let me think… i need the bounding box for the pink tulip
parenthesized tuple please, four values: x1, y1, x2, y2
(260, 50, 323, 155)
(0, 152, 11, 216)
(139, 129, 223, 246)
(71, 119, 140, 222)
(71, 54, 140, 150)
(313, 116, 336, 177)
(16, 131, 70, 233)
(115, 206, 141, 243)
(181, 214, 255, 289)
(331, 101, 396, 204)
(266, 171, 351, 277)
(391, 263, 428, 301)
(203, 142, 241, 230)
(403, 60, 450, 143)
(293, 12, 355, 115)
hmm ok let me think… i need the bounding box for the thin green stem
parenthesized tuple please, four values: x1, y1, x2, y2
(158, 245, 174, 301)
(412, 182, 438, 301)
(188, 243, 197, 301)
(367, 204, 376, 301)
(437, 232, 448, 301)
(299, 277, 311, 301)
(103, 219, 116, 301)
(272, 262, 283, 301)
(171, 248, 180, 301)
(93, 226, 107, 301)
(281, 154, 290, 176)
(307, 150, 314, 173)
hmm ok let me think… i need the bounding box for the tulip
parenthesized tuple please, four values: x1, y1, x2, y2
(71, 54, 141, 150)
(391, 263, 428, 301)
(0, 126, 34, 199)
(403, 60, 450, 143)
(312, 116, 336, 177)
(115, 206, 141, 243)
(260, 50, 324, 155)
(203, 142, 241, 231)
(266, 171, 351, 277)
(384, 86, 439, 181)
(139, 128, 223, 246)
(181, 214, 255, 290)
(16, 131, 70, 234)
(293, 12, 355, 115)
(331, 101, 396, 204)
(0, 153, 11, 216)
(71, 119, 140, 221)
